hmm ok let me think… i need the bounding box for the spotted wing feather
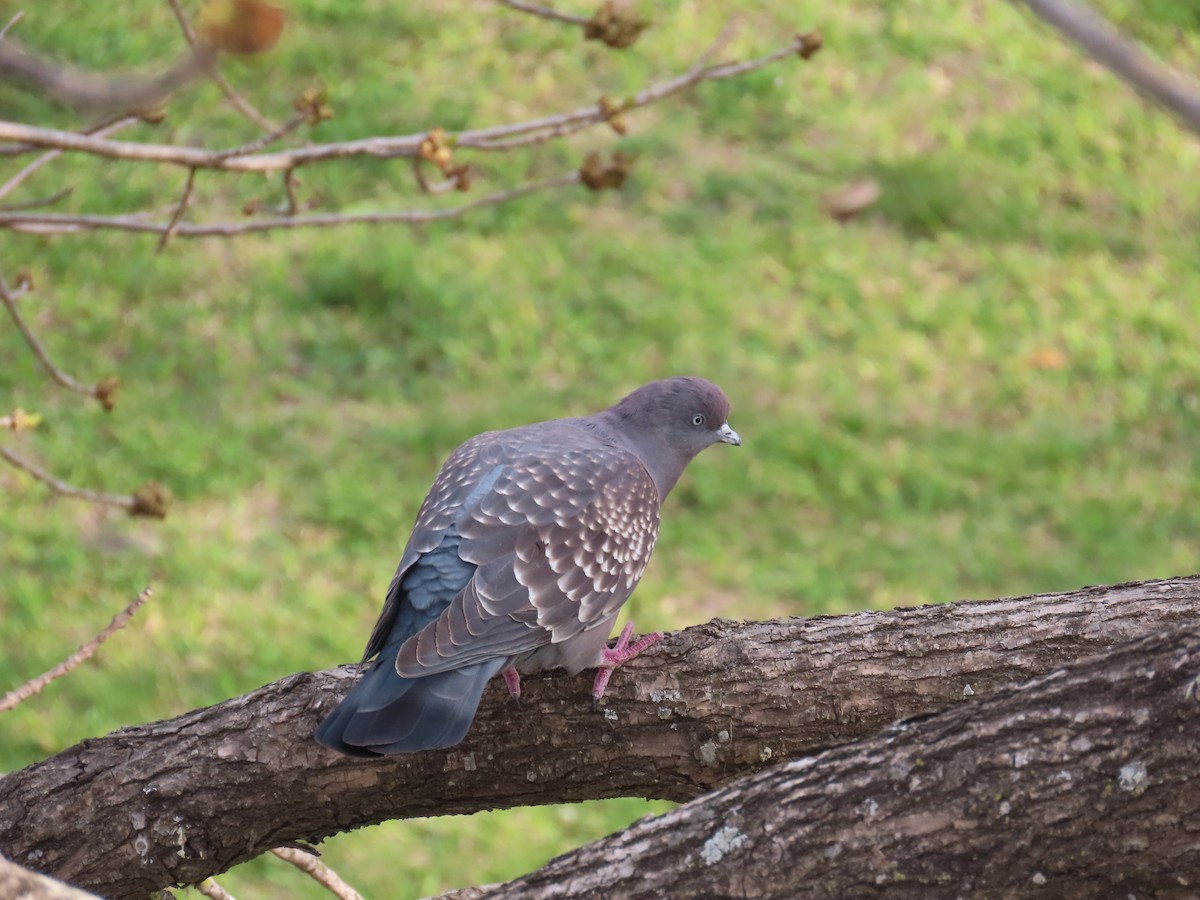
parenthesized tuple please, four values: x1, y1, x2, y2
(393, 429, 661, 678)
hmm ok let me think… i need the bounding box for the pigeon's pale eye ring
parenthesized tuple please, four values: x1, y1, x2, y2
(691, 414, 706, 427)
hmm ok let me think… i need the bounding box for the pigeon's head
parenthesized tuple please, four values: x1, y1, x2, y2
(606, 376, 740, 496)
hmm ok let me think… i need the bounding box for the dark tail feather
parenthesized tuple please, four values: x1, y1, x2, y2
(314, 655, 505, 756)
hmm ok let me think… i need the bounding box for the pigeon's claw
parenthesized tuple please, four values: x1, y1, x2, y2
(592, 622, 663, 703)
(502, 668, 522, 703)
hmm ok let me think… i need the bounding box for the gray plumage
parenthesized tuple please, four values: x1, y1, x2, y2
(315, 376, 740, 756)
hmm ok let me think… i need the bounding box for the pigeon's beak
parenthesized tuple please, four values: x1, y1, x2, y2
(717, 422, 742, 446)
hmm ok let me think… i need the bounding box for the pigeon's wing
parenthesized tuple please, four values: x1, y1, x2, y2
(360, 429, 516, 663)
(392, 431, 661, 678)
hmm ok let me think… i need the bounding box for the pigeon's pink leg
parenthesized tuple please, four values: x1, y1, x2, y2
(591, 621, 663, 703)
(502, 668, 522, 702)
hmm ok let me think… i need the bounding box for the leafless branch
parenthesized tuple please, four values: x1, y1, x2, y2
(282, 168, 299, 215)
(0, 12, 24, 42)
(1017, 0, 1200, 137)
(493, 0, 589, 28)
(0, 117, 138, 204)
(0, 38, 217, 114)
(156, 167, 198, 250)
(0, 587, 152, 714)
(462, 30, 820, 151)
(0, 445, 168, 516)
(0, 270, 117, 405)
(0, 32, 820, 172)
(271, 848, 363, 900)
(216, 112, 307, 159)
(166, 0, 279, 131)
(0, 186, 73, 211)
(0, 113, 142, 159)
(0, 171, 584, 237)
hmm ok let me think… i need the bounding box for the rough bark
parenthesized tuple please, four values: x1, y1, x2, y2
(475, 623, 1200, 899)
(0, 577, 1197, 898)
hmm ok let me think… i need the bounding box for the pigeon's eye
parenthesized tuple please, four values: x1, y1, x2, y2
(691, 414, 706, 427)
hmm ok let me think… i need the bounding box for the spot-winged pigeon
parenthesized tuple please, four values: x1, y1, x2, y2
(314, 376, 741, 756)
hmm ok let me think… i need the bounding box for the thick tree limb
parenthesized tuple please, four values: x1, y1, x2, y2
(477, 622, 1200, 899)
(1017, 0, 1200, 137)
(0, 577, 1196, 897)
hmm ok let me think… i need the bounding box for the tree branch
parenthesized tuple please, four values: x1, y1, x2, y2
(0, 445, 169, 516)
(1016, 0, 1200, 137)
(0, 117, 138, 204)
(0, 171, 585, 237)
(493, 0, 590, 28)
(0, 270, 117, 406)
(0, 576, 1196, 898)
(475, 622, 1200, 898)
(271, 847, 363, 900)
(0, 33, 819, 172)
(0, 38, 217, 114)
(166, 0, 278, 132)
(0, 588, 153, 714)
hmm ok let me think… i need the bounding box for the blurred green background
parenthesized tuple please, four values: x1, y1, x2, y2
(2, 0, 1199, 896)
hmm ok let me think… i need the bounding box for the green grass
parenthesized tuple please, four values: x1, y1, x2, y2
(3, 0, 1200, 896)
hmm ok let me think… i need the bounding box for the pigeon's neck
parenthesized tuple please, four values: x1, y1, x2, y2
(590, 411, 687, 501)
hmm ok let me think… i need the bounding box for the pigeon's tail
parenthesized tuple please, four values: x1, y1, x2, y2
(314, 654, 506, 756)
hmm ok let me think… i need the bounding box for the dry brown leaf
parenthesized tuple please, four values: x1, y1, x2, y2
(199, 0, 286, 55)
(821, 177, 881, 223)
(1028, 347, 1068, 371)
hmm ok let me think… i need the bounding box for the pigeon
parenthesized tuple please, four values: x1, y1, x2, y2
(314, 376, 741, 756)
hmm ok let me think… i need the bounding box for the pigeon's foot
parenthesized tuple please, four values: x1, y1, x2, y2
(502, 668, 522, 702)
(591, 621, 663, 705)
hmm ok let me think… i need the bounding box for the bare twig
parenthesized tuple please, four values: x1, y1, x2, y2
(271, 848, 363, 900)
(686, 19, 739, 76)
(0, 171, 583, 237)
(464, 31, 819, 151)
(0, 186, 73, 211)
(1017, 0, 1200, 137)
(0, 445, 167, 515)
(0, 270, 110, 403)
(0, 587, 152, 713)
(493, 0, 589, 27)
(166, 0, 278, 131)
(282, 168, 299, 215)
(0, 12, 24, 41)
(194, 878, 237, 900)
(0, 116, 139, 203)
(0, 33, 818, 171)
(215, 112, 307, 159)
(156, 167, 198, 250)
